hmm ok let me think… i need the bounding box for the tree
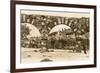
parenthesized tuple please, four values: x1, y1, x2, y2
(21, 24, 30, 40)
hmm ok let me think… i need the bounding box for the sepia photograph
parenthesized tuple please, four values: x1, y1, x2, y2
(11, 1, 96, 72)
(20, 10, 90, 63)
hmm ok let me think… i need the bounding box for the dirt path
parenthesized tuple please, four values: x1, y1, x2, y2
(21, 48, 89, 64)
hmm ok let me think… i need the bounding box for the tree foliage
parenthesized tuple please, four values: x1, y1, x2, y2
(21, 24, 30, 40)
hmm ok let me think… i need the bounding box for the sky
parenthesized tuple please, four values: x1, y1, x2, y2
(21, 10, 90, 18)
